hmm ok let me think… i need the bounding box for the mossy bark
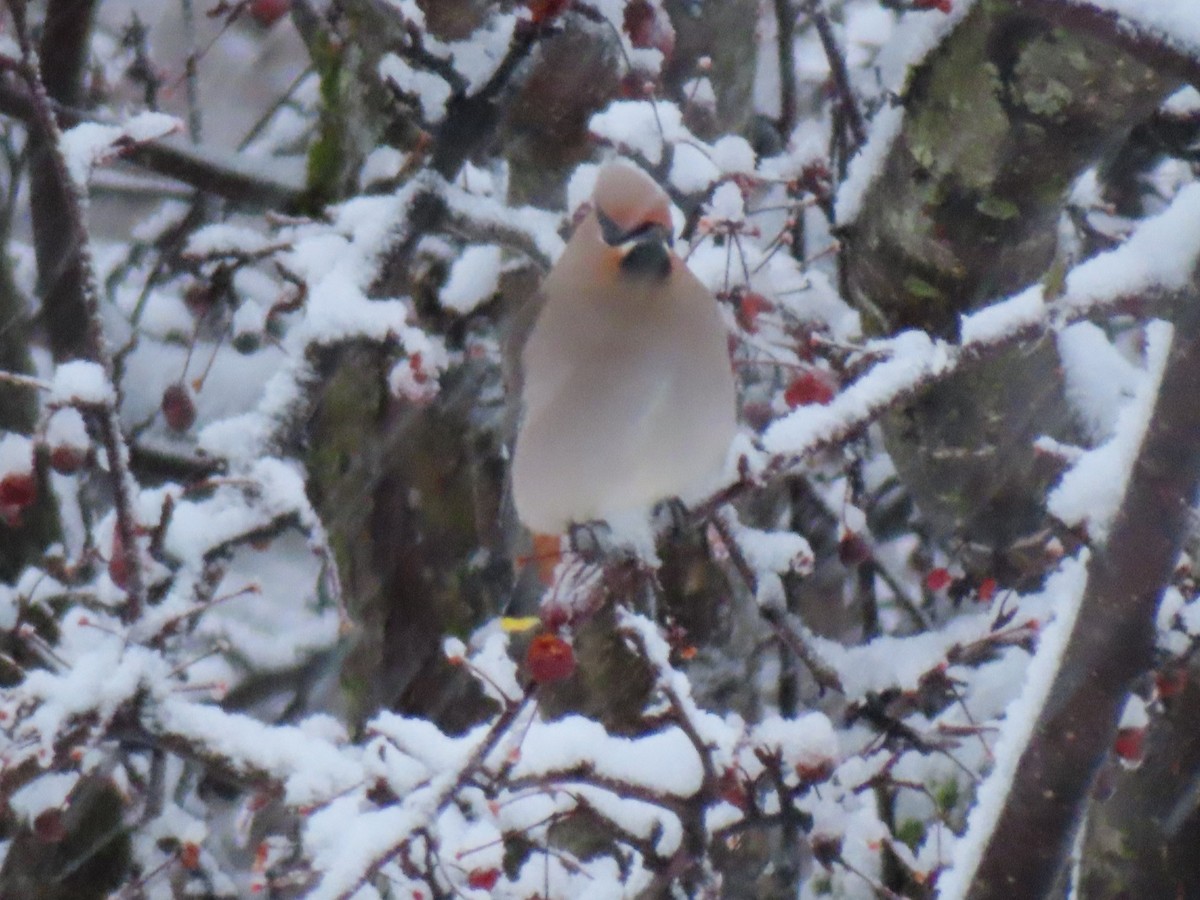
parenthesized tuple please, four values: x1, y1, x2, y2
(845, 0, 1177, 564)
(305, 345, 508, 731)
(1074, 650, 1200, 898)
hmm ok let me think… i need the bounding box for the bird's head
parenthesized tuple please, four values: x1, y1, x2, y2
(590, 160, 676, 281)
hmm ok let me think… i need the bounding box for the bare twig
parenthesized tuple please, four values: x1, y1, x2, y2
(800, 0, 866, 151)
(616, 611, 718, 789)
(179, 0, 204, 143)
(330, 689, 536, 900)
(0, 368, 49, 391)
(774, 0, 798, 135)
(6, 2, 146, 620)
(710, 509, 844, 692)
(0, 77, 304, 207)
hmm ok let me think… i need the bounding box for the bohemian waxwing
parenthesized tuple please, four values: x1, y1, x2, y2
(511, 159, 737, 535)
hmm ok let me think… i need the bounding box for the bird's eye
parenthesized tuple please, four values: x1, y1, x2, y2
(595, 207, 626, 246)
(595, 207, 673, 248)
(623, 221, 674, 246)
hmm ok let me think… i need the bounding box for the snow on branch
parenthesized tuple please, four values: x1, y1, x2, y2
(944, 273, 1200, 899)
(761, 182, 1200, 473)
(3, 1, 1200, 896)
(1012, 0, 1200, 87)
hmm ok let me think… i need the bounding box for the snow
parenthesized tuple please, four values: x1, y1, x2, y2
(763, 329, 950, 457)
(17, 634, 172, 762)
(0, 432, 33, 477)
(1118, 695, 1149, 730)
(1082, 0, 1200, 58)
(936, 556, 1090, 900)
(510, 716, 705, 798)
(154, 698, 363, 807)
(440, 244, 502, 313)
(834, 102, 904, 225)
(1164, 86, 1200, 116)
(306, 802, 419, 900)
(368, 713, 477, 775)
(379, 53, 453, 123)
(1061, 182, 1200, 314)
(9, 772, 79, 821)
(441, 180, 565, 266)
(710, 135, 757, 175)
(231, 299, 269, 342)
(874, 0, 979, 92)
(463, 631, 522, 704)
(750, 713, 839, 774)
(669, 142, 721, 194)
(589, 100, 689, 166)
(8, 3, 1200, 897)
(161, 457, 314, 567)
(60, 112, 181, 188)
(724, 510, 814, 576)
(566, 163, 600, 216)
(1056, 321, 1141, 442)
(1048, 320, 1173, 541)
(49, 360, 115, 406)
(958, 286, 1044, 347)
(360, 146, 405, 188)
(706, 180, 746, 223)
(44, 407, 89, 453)
(185, 222, 276, 258)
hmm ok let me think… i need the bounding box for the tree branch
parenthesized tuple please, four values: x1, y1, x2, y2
(0, 75, 305, 208)
(962, 280, 1200, 898)
(6, 2, 146, 620)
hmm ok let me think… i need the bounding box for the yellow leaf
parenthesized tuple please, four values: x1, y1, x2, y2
(500, 616, 542, 633)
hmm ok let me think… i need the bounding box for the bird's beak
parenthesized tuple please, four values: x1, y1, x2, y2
(618, 232, 672, 279)
(595, 208, 674, 279)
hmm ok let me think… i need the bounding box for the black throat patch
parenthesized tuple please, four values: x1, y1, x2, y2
(620, 240, 671, 280)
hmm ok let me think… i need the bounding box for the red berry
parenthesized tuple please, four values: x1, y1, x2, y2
(162, 383, 197, 432)
(249, 0, 290, 27)
(1155, 668, 1187, 699)
(623, 0, 675, 57)
(618, 71, 656, 100)
(540, 603, 570, 632)
(527, 0, 570, 24)
(925, 568, 952, 592)
(736, 291, 773, 334)
(784, 370, 836, 408)
(44, 408, 89, 474)
(109, 529, 129, 589)
(33, 809, 66, 843)
(796, 758, 834, 783)
(1113, 727, 1145, 763)
(526, 633, 576, 684)
(408, 352, 429, 385)
(0, 471, 36, 510)
(180, 841, 201, 871)
(976, 577, 998, 603)
(183, 282, 216, 318)
(913, 0, 952, 11)
(838, 533, 870, 567)
(718, 769, 748, 810)
(467, 868, 501, 891)
(49, 445, 86, 476)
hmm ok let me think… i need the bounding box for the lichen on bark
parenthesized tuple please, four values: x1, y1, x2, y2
(844, 0, 1178, 567)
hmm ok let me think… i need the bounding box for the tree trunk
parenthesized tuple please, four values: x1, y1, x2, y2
(845, 0, 1177, 572)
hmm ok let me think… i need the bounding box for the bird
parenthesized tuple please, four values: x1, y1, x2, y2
(511, 158, 737, 536)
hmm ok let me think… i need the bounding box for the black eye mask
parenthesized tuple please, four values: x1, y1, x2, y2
(595, 206, 675, 249)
